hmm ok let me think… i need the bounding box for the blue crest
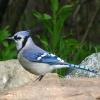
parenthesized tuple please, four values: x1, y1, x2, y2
(14, 30, 30, 37)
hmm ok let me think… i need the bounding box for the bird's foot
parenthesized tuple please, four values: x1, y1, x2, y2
(34, 75, 44, 82)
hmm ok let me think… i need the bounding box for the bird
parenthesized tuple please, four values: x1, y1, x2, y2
(7, 30, 97, 81)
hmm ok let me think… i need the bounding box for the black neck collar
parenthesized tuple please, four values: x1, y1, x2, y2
(17, 36, 30, 53)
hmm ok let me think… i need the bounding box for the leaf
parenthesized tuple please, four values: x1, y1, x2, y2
(51, 0, 59, 13)
(58, 5, 72, 17)
(33, 11, 51, 21)
(0, 27, 9, 42)
(65, 39, 79, 47)
(3, 41, 8, 47)
(41, 40, 48, 47)
(33, 10, 43, 20)
(43, 13, 51, 20)
(56, 5, 72, 33)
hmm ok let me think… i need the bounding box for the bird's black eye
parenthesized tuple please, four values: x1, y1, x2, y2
(14, 36, 21, 40)
(17, 37, 21, 40)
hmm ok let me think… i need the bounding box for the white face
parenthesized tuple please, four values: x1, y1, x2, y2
(8, 31, 30, 51)
(13, 35, 24, 51)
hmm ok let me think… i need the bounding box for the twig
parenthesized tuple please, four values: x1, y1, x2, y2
(73, 1, 100, 62)
(73, 0, 87, 20)
(80, 5, 100, 45)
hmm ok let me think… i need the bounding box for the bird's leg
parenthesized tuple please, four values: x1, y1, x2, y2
(34, 75, 44, 81)
(38, 75, 44, 81)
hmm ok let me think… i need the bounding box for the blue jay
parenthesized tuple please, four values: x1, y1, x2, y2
(8, 31, 97, 81)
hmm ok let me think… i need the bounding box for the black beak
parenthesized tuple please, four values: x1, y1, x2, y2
(5, 36, 14, 41)
(7, 36, 14, 40)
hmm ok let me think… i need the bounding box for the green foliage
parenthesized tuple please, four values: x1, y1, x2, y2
(0, 27, 16, 60)
(32, 0, 99, 77)
(51, 0, 59, 13)
(33, 0, 72, 53)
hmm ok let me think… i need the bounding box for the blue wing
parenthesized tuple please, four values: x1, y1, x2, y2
(22, 50, 66, 65)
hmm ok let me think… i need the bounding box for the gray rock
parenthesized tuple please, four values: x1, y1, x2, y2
(0, 59, 33, 90)
(68, 53, 100, 77)
(0, 75, 100, 100)
(0, 53, 100, 91)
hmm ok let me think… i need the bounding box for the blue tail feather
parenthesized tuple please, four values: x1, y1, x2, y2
(66, 63, 97, 74)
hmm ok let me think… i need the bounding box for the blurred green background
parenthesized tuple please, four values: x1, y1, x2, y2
(0, 0, 100, 74)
